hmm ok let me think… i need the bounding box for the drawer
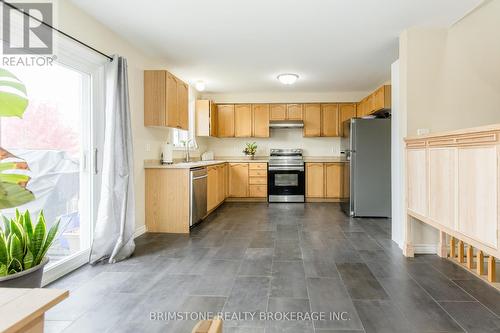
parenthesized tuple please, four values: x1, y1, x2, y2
(249, 163, 267, 170)
(249, 185, 267, 197)
(249, 169, 267, 177)
(249, 177, 267, 185)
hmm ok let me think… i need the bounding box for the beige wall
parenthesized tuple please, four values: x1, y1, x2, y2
(57, 1, 178, 233)
(399, 0, 500, 247)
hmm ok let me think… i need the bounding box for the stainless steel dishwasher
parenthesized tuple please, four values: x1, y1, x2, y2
(190, 167, 207, 227)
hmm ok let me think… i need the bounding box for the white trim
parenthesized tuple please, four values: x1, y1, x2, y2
(41, 249, 91, 286)
(413, 244, 438, 254)
(134, 225, 147, 238)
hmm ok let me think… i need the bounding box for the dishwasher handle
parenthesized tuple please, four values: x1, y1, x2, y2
(192, 174, 208, 180)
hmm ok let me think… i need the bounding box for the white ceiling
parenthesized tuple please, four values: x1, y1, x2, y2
(70, 0, 481, 94)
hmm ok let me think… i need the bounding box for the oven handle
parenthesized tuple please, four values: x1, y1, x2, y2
(269, 166, 305, 171)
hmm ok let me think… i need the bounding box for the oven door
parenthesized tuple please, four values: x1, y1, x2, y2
(268, 167, 305, 202)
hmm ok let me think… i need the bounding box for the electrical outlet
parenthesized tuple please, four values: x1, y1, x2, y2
(332, 146, 340, 155)
(145, 143, 151, 152)
(417, 128, 430, 136)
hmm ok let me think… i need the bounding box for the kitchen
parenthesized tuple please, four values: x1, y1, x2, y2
(143, 75, 392, 233)
(4, 1, 498, 333)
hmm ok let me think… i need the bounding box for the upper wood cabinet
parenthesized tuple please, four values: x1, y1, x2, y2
(270, 104, 287, 121)
(287, 104, 303, 120)
(358, 85, 391, 117)
(234, 104, 253, 137)
(252, 104, 270, 138)
(321, 104, 340, 137)
(228, 163, 249, 197)
(304, 104, 322, 137)
(195, 100, 218, 137)
(144, 70, 189, 130)
(217, 104, 235, 137)
(339, 103, 357, 137)
(306, 163, 324, 197)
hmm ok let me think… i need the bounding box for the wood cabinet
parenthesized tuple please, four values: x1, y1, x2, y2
(207, 165, 219, 212)
(217, 164, 227, 204)
(306, 163, 325, 198)
(217, 104, 235, 137)
(357, 85, 391, 117)
(306, 162, 345, 199)
(235, 104, 252, 137)
(321, 104, 340, 137)
(270, 104, 287, 121)
(287, 104, 303, 120)
(325, 163, 343, 198)
(405, 126, 500, 268)
(304, 103, 346, 138)
(248, 163, 268, 198)
(144, 70, 189, 130)
(252, 104, 269, 138)
(304, 104, 322, 137)
(195, 100, 218, 137)
(339, 104, 357, 137)
(229, 163, 249, 197)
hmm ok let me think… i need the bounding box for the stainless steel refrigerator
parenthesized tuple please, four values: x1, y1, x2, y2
(341, 118, 391, 217)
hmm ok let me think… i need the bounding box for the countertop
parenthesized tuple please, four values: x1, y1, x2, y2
(145, 156, 347, 169)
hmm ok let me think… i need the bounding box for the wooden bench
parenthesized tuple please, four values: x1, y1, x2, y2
(0, 288, 68, 333)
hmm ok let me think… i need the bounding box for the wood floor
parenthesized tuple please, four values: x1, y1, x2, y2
(46, 203, 500, 333)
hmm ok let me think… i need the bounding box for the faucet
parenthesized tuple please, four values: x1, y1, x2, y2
(183, 139, 192, 162)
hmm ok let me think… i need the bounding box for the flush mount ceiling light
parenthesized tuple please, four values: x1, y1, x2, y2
(277, 73, 299, 85)
(195, 80, 206, 91)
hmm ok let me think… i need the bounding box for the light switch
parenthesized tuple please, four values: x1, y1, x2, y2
(145, 143, 151, 152)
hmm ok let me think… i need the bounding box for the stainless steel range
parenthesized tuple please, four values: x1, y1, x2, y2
(268, 148, 305, 203)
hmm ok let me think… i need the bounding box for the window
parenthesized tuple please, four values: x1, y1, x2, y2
(172, 128, 189, 148)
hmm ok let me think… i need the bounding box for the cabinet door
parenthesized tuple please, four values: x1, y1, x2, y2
(325, 163, 343, 198)
(144, 70, 166, 127)
(217, 165, 225, 205)
(407, 149, 427, 216)
(207, 166, 218, 211)
(303, 104, 321, 137)
(234, 104, 252, 137)
(339, 104, 356, 137)
(177, 81, 189, 130)
(321, 104, 339, 137)
(195, 100, 210, 136)
(458, 146, 498, 248)
(342, 162, 350, 199)
(306, 163, 324, 198)
(249, 185, 267, 198)
(217, 104, 235, 137)
(372, 86, 385, 112)
(287, 104, 303, 120)
(252, 104, 269, 137)
(270, 104, 286, 121)
(428, 148, 455, 229)
(210, 102, 218, 137)
(166, 73, 179, 128)
(365, 94, 374, 115)
(229, 163, 249, 197)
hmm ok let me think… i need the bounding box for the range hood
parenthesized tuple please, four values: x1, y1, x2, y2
(269, 120, 304, 128)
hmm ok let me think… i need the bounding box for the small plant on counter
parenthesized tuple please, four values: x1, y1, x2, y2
(243, 142, 257, 158)
(0, 210, 60, 276)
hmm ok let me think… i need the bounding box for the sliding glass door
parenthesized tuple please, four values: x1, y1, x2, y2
(0, 39, 106, 283)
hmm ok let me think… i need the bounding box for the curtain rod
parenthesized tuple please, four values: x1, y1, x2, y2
(1, 0, 113, 61)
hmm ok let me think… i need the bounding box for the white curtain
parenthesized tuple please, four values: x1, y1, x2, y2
(90, 55, 135, 264)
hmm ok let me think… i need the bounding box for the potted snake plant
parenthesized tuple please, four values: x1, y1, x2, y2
(0, 210, 59, 288)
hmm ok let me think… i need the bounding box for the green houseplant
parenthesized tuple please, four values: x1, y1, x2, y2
(0, 68, 35, 208)
(0, 210, 59, 287)
(243, 142, 257, 159)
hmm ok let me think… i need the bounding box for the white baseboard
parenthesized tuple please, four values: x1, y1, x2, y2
(134, 225, 147, 238)
(413, 244, 438, 254)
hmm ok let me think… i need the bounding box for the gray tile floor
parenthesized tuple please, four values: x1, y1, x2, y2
(46, 203, 500, 333)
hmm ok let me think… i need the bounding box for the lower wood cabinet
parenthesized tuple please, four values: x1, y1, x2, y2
(228, 163, 249, 197)
(208, 163, 228, 211)
(228, 162, 268, 198)
(306, 162, 345, 200)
